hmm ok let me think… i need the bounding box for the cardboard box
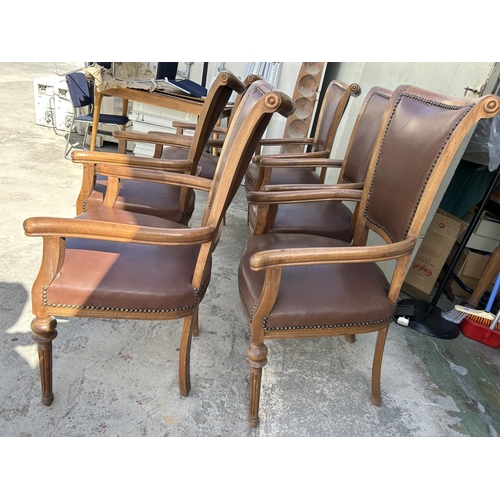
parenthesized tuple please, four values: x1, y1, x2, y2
(448, 248, 495, 298)
(460, 211, 500, 253)
(402, 209, 468, 301)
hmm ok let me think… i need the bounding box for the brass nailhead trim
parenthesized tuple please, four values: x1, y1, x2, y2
(363, 93, 474, 242)
(262, 315, 393, 331)
(238, 288, 257, 324)
(42, 286, 199, 314)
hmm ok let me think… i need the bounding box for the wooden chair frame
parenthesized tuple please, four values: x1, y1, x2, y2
(24, 81, 295, 408)
(247, 80, 361, 192)
(75, 71, 246, 224)
(247, 87, 393, 236)
(238, 84, 500, 427)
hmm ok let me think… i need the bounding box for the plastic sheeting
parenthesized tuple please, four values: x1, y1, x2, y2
(463, 114, 500, 172)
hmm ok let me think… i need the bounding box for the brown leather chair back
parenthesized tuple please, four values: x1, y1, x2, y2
(187, 71, 246, 168)
(356, 84, 500, 246)
(341, 87, 392, 184)
(204, 80, 295, 232)
(311, 80, 360, 154)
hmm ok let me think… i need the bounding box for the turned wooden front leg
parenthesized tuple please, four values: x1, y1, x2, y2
(31, 316, 58, 406)
(246, 342, 268, 428)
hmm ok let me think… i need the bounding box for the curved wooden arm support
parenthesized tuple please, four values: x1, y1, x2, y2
(247, 187, 363, 204)
(258, 137, 315, 147)
(113, 130, 193, 148)
(254, 150, 331, 163)
(260, 182, 364, 192)
(249, 238, 417, 271)
(171, 121, 228, 136)
(95, 164, 212, 191)
(205, 139, 225, 148)
(172, 120, 197, 132)
(259, 157, 342, 168)
(72, 151, 193, 172)
(24, 217, 215, 246)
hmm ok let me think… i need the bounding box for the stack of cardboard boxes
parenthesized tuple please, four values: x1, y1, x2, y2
(402, 197, 500, 302)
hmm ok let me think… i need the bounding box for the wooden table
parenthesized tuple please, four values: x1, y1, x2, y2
(90, 86, 212, 153)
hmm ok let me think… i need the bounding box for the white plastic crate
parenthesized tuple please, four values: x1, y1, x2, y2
(53, 82, 74, 132)
(131, 121, 172, 157)
(131, 101, 197, 128)
(34, 75, 80, 133)
(34, 76, 60, 128)
(130, 105, 195, 156)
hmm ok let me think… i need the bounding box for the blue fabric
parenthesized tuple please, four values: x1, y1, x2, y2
(66, 71, 129, 127)
(66, 72, 93, 109)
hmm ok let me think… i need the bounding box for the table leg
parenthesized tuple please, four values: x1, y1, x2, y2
(117, 98, 129, 154)
(91, 90, 103, 151)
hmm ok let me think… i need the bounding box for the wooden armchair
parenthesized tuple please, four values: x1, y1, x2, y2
(23, 80, 295, 408)
(244, 79, 361, 195)
(76, 71, 246, 225)
(169, 74, 265, 180)
(247, 86, 393, 238)
(238, 84, 500, 427)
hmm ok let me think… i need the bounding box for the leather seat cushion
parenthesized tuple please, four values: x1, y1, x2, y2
(45, 207, 210, 313)
(248, 200, 355, 242)
(85, 175, 195, 223)
(238, 233, 394, 331)
(245, 162, 320, 193)
(161, 145, 219, 180)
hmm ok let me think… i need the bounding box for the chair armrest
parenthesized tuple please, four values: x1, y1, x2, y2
(258, 137, 314, 147)
(72, 151, 193, 172)
(254, 150, 331, 163)
(95, 163, 212, 192)
(211, 126, 229, 135)
(171, 120, 229, 136)
(172, 120, 197, 132)
(249, 238, 417, 271)
(113, 130, 193, 148)
(247, 187, 363, 205)
(205, 138, 225, 148)
(260, 182, 364, 192)
(24, 216, 215, 246)
(259, 156, 342, 168)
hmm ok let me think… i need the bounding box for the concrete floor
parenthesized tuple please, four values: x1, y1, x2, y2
(1, 62, 499, 438)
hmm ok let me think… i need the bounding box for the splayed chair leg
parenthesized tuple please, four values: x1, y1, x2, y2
(371, 326, 389, 407)
(178, 306, 199, 397)
(344, 334, 356, 343)
(246, 342, 268, 428)
(192, 306, 199, 338)
(31, 316, 58, 406)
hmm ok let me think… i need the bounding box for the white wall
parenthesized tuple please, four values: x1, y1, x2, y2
(177, 62, 302, 146)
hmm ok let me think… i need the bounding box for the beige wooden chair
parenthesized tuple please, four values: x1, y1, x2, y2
(238, 84, 500, 427)
(23, 80, 294, 408)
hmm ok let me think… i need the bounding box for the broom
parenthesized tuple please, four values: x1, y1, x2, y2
(442, 270, 500, 325)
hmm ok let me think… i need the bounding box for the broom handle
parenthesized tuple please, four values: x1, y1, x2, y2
(491, 308, 500, 330)
(485, 271, 500, 312)
(430, 164, 500, 309)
